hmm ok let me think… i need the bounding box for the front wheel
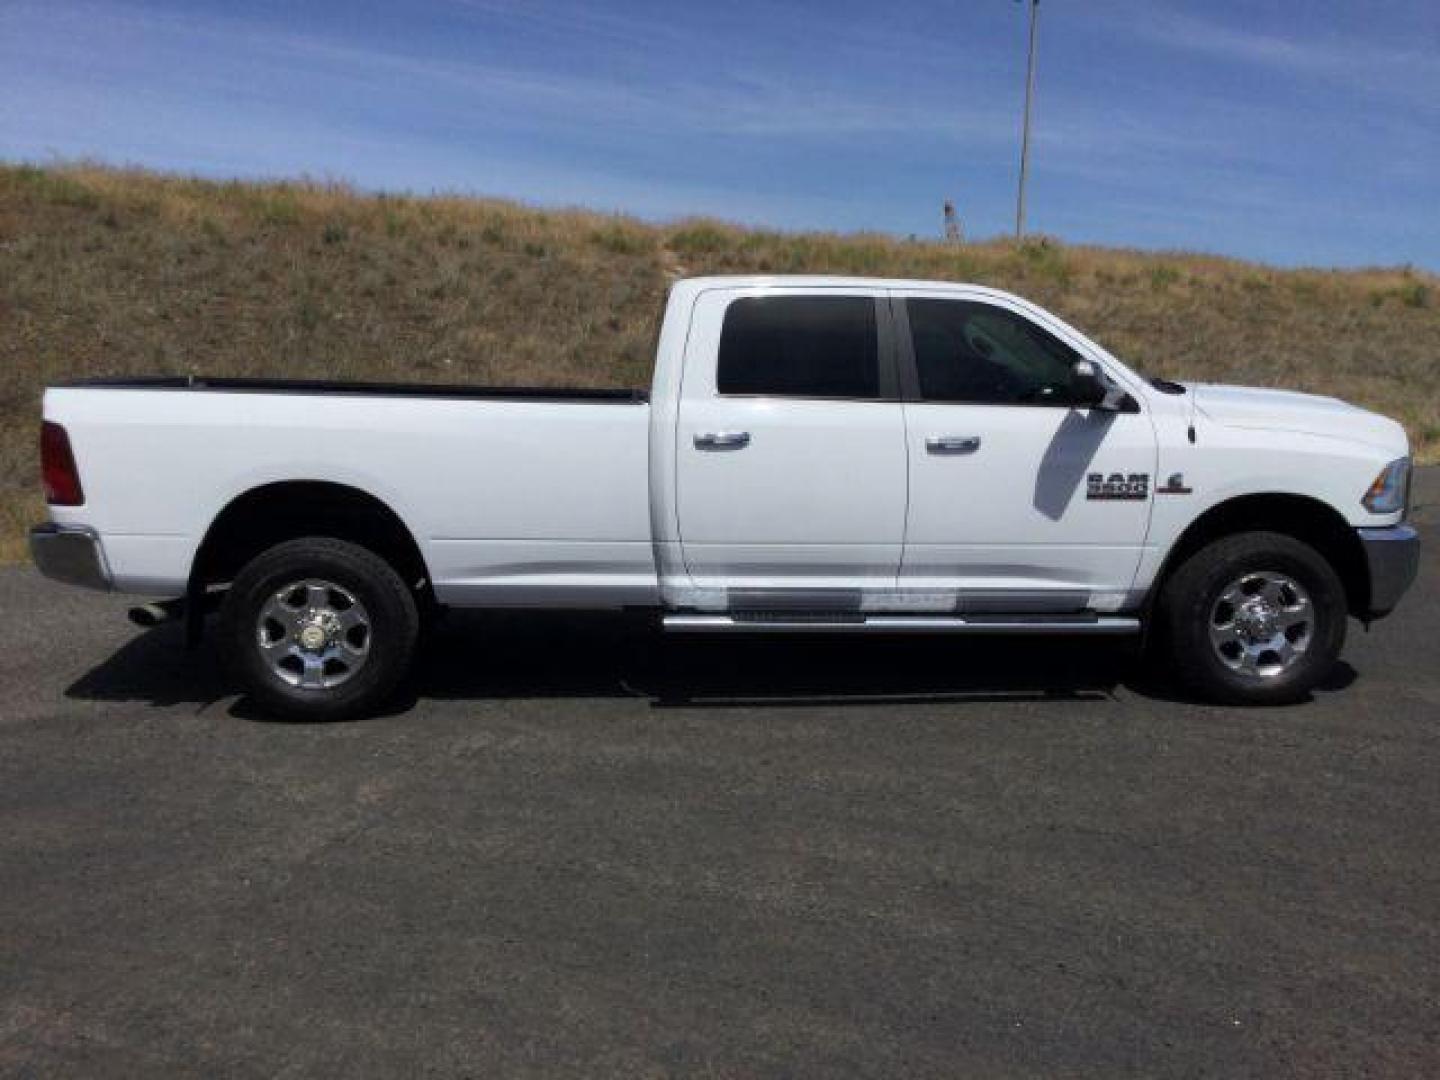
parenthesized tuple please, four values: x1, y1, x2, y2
(1157, 531, 1347, 705)
(218, 537, 420, 720)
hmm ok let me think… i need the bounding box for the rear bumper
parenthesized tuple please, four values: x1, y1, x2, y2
(1358, 524, 1419, 619)
(29, 523, 112, 592)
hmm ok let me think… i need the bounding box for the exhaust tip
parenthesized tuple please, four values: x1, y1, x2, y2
(128, 602, 176, 628)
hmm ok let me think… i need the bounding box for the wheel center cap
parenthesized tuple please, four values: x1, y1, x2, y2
(298, 623, 329, 650)
(1236, 600, 1279, 643)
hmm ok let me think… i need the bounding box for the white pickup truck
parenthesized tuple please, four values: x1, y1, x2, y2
(32, 275, 1419, 718)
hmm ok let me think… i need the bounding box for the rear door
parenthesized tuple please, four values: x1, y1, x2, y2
(674, 287, 906, 605)
(895, 291, 1156, 611)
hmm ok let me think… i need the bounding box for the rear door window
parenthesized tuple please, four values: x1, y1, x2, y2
(717, 296, 880, 399)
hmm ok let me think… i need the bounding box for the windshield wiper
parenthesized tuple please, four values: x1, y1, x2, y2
(1147, 375, 1187, 395)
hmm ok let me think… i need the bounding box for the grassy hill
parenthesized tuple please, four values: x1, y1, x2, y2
(3, 163, 1437, 561)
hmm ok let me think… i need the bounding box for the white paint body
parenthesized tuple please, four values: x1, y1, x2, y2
(42, 276, 1411, 613)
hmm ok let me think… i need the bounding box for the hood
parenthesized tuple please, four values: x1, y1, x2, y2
(1192, 383, 1407, 454)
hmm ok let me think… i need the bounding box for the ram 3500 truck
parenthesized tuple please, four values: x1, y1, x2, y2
(32, 276, 1419, 718)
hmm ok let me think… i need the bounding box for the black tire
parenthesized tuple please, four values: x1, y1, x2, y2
(219, 537, 419, 721)
(1157, 531, 1347, 705)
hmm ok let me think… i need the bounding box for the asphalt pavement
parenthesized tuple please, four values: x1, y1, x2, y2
(2, 473, 1437, 1077)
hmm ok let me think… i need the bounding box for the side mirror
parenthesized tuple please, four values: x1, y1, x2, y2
(1070, 360, 1108, 407)
(1070, 360, 1135, 412)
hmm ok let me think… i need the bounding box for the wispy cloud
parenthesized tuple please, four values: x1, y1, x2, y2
(4, 0, 1022, 146)
(1111, 3, 1440, 112)
(0, 0, 1242, 163)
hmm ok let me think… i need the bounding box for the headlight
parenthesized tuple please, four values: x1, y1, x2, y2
(1362, 457, 1411, 515)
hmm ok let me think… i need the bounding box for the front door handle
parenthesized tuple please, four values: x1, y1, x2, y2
(925, 435, 981, 455)
(694, 431, 752, 451)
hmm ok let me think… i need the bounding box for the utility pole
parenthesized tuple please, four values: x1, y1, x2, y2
(1015, 0, 1040, 240)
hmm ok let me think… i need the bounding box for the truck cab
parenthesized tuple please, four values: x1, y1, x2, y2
(655, 279, 1156, 616)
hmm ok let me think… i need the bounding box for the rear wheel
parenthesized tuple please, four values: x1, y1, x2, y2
(1158, 531, 1347, 705)
(219, 537, 419, 720)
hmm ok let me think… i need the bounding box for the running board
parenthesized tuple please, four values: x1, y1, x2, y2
(662, 614, 1141, 635)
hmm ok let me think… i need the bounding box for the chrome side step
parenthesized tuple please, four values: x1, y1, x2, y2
(662, 614, 1141, 635)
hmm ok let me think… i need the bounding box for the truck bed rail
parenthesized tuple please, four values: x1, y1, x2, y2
(60, 375, 649, 403)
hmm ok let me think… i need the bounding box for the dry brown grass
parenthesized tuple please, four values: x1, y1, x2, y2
(3, 163, 1437, 561)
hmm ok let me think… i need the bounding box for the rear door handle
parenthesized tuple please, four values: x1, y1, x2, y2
(694, 431, 751, 451)
(925, 435, 981, 455)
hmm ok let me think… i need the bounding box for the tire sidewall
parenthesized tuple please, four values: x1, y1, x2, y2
(220, 538, 419, 721)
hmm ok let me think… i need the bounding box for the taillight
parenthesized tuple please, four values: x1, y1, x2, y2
(41, 421, 84, 506)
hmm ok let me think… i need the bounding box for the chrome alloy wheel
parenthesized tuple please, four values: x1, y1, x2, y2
(1208, 570, 1313, 680)
(256, 579, 372, 690)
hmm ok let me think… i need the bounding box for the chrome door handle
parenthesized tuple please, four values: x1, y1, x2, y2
(925, 435, 981, 455)
(694, 431, 751, 451)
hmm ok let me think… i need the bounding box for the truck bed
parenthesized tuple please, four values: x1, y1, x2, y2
(43, 379, 658, 604)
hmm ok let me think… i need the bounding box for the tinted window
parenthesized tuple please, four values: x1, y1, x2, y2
(907, 299, 1084, 405)
(718, 296, 879, 399)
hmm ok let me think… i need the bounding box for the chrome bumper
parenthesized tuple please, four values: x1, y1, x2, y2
(1358, 524, 1419, 619)
(29, 523, 112, 592)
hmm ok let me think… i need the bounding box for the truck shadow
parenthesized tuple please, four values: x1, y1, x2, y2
(65, 610, 1355, 718)
(408, 612, 1132, 711)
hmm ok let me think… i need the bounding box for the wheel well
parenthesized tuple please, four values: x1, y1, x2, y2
(190, 482, 432, 598)
(1154, 493, 1369, 617)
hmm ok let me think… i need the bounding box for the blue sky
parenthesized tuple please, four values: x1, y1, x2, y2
(2, 0, 1436, 268)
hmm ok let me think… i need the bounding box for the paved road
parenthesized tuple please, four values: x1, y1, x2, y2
(3, 476, 1437, 1078)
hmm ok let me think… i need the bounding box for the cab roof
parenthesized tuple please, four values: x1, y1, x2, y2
(673, 274, 1006, 294)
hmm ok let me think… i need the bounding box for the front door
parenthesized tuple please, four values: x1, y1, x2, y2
(895, 292, 1156, 612)
(675, 288, 906, 607)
